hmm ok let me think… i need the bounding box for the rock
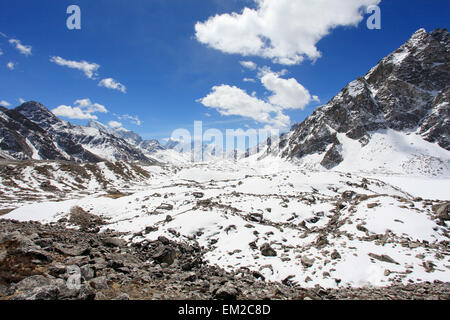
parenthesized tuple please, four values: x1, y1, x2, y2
(249, 241, 258, 250)
(436, 203, 450, 221)
(306, 217, 320, 224)
(368, 253, 399, 265)
(183, 272, 197, 282)
(214, 285, 238, 300)
(13, 275, 51, 292)
(260, 243, 277, 257)
(11, 285, 61, 300)
(55, 244, 89, 257)
(193, 192, 204, 199)
(89, 276, 109, 290)
(153, 246, 177, 265)
(78, 283, 96, 300)
(49, 263, 67, 276)
(144, 226, 158, 233)
(423, 261, 435, 273)
(65, 255, 89, 266)
(342, 191, 356, 200)
(66, 265, 82, 290)
(248, 213, 264, 223)
(301, 256, 315, 268)
(356, 224, 368, 232)
(80, 265, 95, 281)
(320, 143, 344, 169)
(102, 237, 126, 248)
(367, 203, 378, 209)
(158, 236, 170, 245)
(157, 203, 174, 211)
(331, 250, 341, 260)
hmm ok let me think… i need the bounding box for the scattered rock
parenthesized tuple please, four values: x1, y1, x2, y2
(368, 253, 399, 265)
(301, 256, 315, 268)
(260, 243, 277, 257)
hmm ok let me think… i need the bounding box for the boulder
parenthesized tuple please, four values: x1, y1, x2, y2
(260, 243, 277, 257)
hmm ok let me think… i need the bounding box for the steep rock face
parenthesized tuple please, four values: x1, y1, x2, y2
(279, 28, 449, 169)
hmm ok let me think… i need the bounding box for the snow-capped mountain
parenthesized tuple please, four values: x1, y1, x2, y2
(86, 120, 165, 154)
(266, 28, 449, 175)
(0, 102, 157, 163)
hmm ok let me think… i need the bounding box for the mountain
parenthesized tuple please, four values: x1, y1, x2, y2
(0, 102, 157, 163)
(86, 120, 165, 154)
(270, 28, 449, 174)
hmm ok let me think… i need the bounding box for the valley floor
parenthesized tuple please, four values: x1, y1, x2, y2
(0, 158, 449, 299)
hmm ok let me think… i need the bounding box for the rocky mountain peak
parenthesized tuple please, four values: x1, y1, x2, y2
(275, 28, 449, 170)
(15, 101, 62, 129)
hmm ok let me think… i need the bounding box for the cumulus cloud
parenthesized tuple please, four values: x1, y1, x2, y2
(198, 85, 290, 128)
(243, 77, 256, 83)
(108, 121, 123, 129)
(6, 62, 14, 70)
(198, 70, 318, 129)
(239, 60, 257, 70)
(98, 78, 127, 93)
(195, 0, 380, 64)
(9, 39, 32, 56)
(0, 100, 11, 107)
(260, 71, 319, 110)
(50, 56, 100, 79)
(52, 99, 108, 120)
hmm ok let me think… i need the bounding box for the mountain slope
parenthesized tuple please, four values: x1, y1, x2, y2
(274, 28, 449, 174)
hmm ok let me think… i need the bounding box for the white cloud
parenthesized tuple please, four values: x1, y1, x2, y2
(0, 49, 3, 56)
(7, 62, 14, 70)
(199, 71, 318, 129)
(260, 71, 318, 110)
(243, 77, 256, 83)
(108, 121, 123, 129)
(198, 84, 290, 128)
(0, 100, 11, 107)
(9, 39, 32, 56)
(98, 78, 127, 93)
(52, 105, 97, 120)
(73, 99, 108, 113)
(19, 98, 25, 104)
(51, 99, 108, 120)
(239, 60, 257, 70)
(195, 0, 380, 65)
(116, 114, 142, 126)
(50, 56, 100, 79)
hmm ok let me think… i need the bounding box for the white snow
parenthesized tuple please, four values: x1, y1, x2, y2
(2, 155, 449, 289)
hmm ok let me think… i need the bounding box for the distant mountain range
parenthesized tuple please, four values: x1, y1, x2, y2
(0, 101, 164, 163)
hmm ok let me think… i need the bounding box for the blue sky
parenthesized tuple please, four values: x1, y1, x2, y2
(0, 0, 448, 142)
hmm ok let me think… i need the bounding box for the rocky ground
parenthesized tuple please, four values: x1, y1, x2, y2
(0, 219, 448, 300)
